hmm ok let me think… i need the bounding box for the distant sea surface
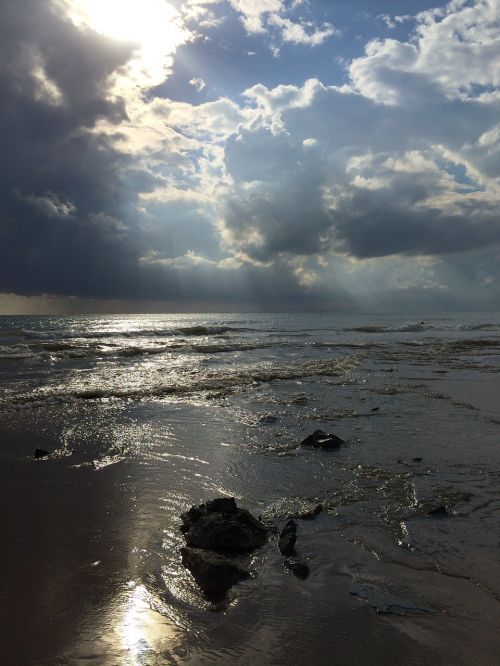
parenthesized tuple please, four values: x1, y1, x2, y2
(1, 313, 500, 665)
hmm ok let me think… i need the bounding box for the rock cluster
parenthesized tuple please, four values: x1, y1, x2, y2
(179, 429, 346, 599)
(180, 497, 267, 601)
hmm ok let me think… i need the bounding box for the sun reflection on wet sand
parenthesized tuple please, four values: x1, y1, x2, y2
(120, 582, 178, 664)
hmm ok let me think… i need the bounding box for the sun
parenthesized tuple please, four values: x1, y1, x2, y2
(63, 0, 189, 88)
(71, 0, 179, 45)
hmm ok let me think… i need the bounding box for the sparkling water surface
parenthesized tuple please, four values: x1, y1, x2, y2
(1, 313, 500, 665)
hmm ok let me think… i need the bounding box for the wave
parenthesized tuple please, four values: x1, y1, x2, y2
(20, 329, 51, 340)
(0, 345, 37, 360)
(445, 338, 500, 350)
(0, 338, 268, 363)
(44, 324, 249, 341)
(190, 342, 271, 354)
(175, 325, 234, 336)
(347, 322, 429, 334)
(312, 341, 385, 349)
(459, 323, 499, 331)
(0, 354, 358, 409)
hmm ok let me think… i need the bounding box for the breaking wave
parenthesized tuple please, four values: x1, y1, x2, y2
(347, 323, 429, 333)
(0, 355, 358, 409)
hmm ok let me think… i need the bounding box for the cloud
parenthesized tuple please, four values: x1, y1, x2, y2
(21, 191, 77, 220)
(352, 0, 500, 102)
(189, 77, 206, 91)
(267, 15, 339, 46)
(0, 1, 138, 299)
(215, 0, 500, 272)
(2, 0, 500, 312)
(227, 0, 337, 48)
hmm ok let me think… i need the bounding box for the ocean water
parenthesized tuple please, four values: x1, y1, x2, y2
(1, 312, 500, 665)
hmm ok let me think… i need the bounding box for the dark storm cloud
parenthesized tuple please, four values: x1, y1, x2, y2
(332, 190, 500, 259)
(0, 0, 144, 299)
(222, 127, 332, 261)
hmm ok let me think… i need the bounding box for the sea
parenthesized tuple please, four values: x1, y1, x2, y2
(1, 312, 500, 665)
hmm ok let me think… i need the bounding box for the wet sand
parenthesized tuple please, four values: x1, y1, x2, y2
(2, 387, 500, 666)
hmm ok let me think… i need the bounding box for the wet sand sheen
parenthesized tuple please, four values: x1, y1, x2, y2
(1, 395, 500, 665)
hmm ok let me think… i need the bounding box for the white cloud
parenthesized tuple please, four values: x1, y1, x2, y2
(227, 0, 337, 48)
(267, 14, 338, 46)
(228, 0, 284, 33)
(351, 0, 500, 102)
(189, 77, 206, 91)
(243, 78, 325, 113)
(182, 0, 223, 27)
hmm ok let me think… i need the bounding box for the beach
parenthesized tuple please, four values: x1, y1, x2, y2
(1, 313, 500, 665)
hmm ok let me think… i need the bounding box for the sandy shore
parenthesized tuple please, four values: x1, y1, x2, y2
(2, 382, 500, 665)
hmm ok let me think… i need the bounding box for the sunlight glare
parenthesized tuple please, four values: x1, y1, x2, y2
(75, 0, 178, 45)
(65, 0, 189, 88)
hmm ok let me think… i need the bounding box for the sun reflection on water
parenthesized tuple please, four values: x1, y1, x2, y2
(121, 582, 177, 664)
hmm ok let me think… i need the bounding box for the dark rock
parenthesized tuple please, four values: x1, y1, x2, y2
(278, 519, 297, 556)
(413, 457, 423, 462)
(34, 449, 50, 459)
(428, 505, 449, 517)
(300, 430, 345, 450)
(371, 407, 380, 412)
(206, 497, 237, 514)
(182, 499, 268, 554)
(298, 504, 323, 520)
(181, 547, 250, 601)
(284, 558, 310, 580)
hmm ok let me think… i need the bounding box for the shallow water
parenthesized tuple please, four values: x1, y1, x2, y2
(1, 313, 500, 665)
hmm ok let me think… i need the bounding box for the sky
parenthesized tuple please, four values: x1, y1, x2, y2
(1, 0, 500, 313)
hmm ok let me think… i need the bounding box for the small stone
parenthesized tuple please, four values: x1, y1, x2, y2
(300, 430, 345, 450)
(413, 457, 423, 462)
(284, 558, 310, 580)
(34, 449, 50, 459)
